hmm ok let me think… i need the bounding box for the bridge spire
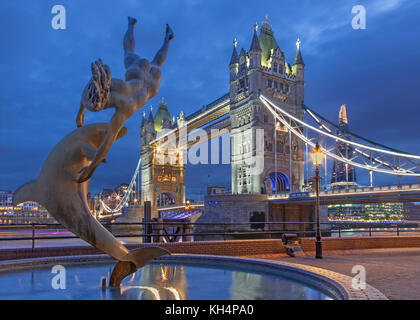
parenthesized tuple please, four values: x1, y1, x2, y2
(293, 37, 304, 65)
(250, 21, 261, 51)
(147, 105, 154, 122)
(229, 37, 239, 65)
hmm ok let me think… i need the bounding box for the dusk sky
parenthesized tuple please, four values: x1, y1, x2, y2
(1, 0, 419, 199)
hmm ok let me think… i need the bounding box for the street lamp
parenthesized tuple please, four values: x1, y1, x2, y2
(310, 142, 325, 259)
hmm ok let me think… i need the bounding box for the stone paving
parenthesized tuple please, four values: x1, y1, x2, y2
(246, 248, 420, 300)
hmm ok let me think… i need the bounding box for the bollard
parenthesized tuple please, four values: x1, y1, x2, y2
(183, 220, 193, 242)
(101, 277, 107, 289)
(142, 201, 152, 243)
(154, 218, 164, 243)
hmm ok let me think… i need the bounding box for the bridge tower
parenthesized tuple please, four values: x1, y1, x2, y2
(140, 100, 186, 217)
(229, 18, 305, 195)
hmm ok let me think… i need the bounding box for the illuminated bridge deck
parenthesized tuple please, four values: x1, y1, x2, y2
(269, 184, 420, 204)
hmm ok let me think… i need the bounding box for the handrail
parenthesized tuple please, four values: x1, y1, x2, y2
(1, 221, 419, 250)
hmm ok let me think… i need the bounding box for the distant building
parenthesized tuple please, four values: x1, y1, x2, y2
(207, 186, 226, 195)
(403, 202, 420, 221)
(330, 105, 357, 189)
(0, 190, 54, 224)
(0, 190, 13, 206)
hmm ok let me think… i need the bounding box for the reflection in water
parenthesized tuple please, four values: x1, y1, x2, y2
(0, 262, 333, 300)
(231, 271, 331, 300)
(118, 264, 185, 300)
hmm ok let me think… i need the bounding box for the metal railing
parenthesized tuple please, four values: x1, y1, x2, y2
(1, 220, 420, 250)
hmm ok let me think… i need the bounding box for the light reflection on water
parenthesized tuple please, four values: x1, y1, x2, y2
(0, 262, 333, 300)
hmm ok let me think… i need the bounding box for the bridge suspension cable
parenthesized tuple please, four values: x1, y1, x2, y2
(259, 94, 420, 177)
(100, 156, 141, 215)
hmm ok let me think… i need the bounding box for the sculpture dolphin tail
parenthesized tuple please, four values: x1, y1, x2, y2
(13, 180, 39, 206)
(13, 123, 170, 287)
(109, 247, 171, 287)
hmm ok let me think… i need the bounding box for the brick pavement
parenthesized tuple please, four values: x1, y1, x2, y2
(247, 248, 420, 300)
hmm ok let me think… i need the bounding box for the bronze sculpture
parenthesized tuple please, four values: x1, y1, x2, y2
(76, 16, 174, 183)
(13, 17, 174, 286)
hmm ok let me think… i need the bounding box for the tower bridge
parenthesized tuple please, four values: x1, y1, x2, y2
(102, 19, 420, 234)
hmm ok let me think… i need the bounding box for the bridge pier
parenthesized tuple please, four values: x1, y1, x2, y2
(183, 221, 194, 242)
(268, 202, 330, 237)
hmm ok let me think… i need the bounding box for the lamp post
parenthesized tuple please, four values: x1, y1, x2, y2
(310, 142, 325, 259)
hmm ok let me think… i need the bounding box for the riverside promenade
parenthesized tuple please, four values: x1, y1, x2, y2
(2, 236, 420, 299)
(249, 248, 420, 300)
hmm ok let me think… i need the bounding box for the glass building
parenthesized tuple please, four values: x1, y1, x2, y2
(328, 203, 404, 221)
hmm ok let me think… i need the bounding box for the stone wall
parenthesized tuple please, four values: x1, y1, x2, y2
(193, 194, 330, 240)
(194, 194, 269, 240)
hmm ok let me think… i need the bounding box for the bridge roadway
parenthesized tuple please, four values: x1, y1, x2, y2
(268, 183, 420, 205)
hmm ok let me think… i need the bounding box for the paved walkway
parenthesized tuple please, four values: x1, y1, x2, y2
(247, 248, 420, 300)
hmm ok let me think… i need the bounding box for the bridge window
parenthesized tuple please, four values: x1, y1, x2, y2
(262, 172, 290, 194)
(279, 65, 283, 74)
(264, 114, 268, 122)
(273, 62, 278, 73)
(157, 193, 175, 207)
(267, 79, 272, 88)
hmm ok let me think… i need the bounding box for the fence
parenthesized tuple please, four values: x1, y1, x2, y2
(1, 221, 420, 250)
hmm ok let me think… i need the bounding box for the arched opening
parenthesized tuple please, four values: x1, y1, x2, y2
(262, 172, 290, 194)
(157, 192, 175, 207)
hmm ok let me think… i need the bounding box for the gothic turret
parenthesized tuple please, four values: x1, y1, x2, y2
(141, 105, 156, 146)
(140, 110, 147, 128)
(292, 38, 305, 79)
(258, 17, 279, 68)
(250, 22, 261, 51)
(229, 38, 239, 81)
(154, 97, 173, 132)
(147, 106, 154, 123)
(249, 22, 262, 69)
(229, 38, 239, 65)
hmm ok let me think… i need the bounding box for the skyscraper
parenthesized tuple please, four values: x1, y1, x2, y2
(330, 104, 357, 189)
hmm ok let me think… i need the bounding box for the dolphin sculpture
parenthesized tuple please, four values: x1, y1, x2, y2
(13, 123, 170, 286)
